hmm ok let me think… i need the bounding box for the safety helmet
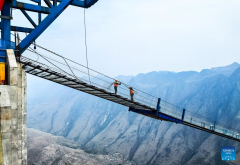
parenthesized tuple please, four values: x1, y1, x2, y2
(115, 79, 118, 81)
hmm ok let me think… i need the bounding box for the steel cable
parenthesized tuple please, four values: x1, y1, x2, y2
(84, 9, 91, 84)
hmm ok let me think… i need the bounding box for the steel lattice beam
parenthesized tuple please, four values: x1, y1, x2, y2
(1, 0, 99, 62)
(12, 1, 51, 14)
(18, 0, 72, 54)
(20, 9, 37, 27)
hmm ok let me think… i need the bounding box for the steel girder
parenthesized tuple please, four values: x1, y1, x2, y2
(0, 0, 99, 62)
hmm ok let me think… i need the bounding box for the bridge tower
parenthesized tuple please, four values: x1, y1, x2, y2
(0, 0, 98, 164)
(0, 50, 27, 164)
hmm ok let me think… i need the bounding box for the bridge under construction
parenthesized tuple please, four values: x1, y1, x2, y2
(0, 0, 239, 164)
(20, 49, 240, 143)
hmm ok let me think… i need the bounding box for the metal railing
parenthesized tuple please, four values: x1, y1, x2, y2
(22, 50, 159, 109)
(22, 49, 240, 140)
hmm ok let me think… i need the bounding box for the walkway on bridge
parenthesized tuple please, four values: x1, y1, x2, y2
(19, 49, 240, 142)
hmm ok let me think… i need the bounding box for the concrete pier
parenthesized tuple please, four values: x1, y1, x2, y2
(0, 50, 27, 165)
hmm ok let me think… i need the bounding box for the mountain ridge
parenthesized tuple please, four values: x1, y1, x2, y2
(27, 62, 240, 165)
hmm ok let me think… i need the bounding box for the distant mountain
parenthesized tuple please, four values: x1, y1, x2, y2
(27, 63, 240, 165)
(27, 128, 132, 165)
(210, 62, 240, 76)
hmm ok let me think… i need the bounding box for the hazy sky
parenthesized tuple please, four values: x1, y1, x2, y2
(11, 0, 240, 77)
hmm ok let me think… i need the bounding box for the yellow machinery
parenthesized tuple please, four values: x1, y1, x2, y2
(0, 62, 5, 85)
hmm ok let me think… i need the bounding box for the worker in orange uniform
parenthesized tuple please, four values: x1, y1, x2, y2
(113, 79, 121, 94)
(129, 87, 134, 101)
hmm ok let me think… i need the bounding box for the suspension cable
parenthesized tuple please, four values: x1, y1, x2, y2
(84, 9, 91, 84)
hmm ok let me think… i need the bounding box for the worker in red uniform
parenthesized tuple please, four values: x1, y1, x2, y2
(0, 0, 4, 11)
(129, 87, 134, 101)
(113, 79, 121, 94)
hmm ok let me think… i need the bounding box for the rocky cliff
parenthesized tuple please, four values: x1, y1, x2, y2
(27, 128, 131, 165)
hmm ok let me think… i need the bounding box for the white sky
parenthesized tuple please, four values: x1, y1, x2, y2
(11, 0, 240, 77)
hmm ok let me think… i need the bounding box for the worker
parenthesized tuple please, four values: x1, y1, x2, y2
(113, 79, 121, 94)
(129, 87, 134, 101)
